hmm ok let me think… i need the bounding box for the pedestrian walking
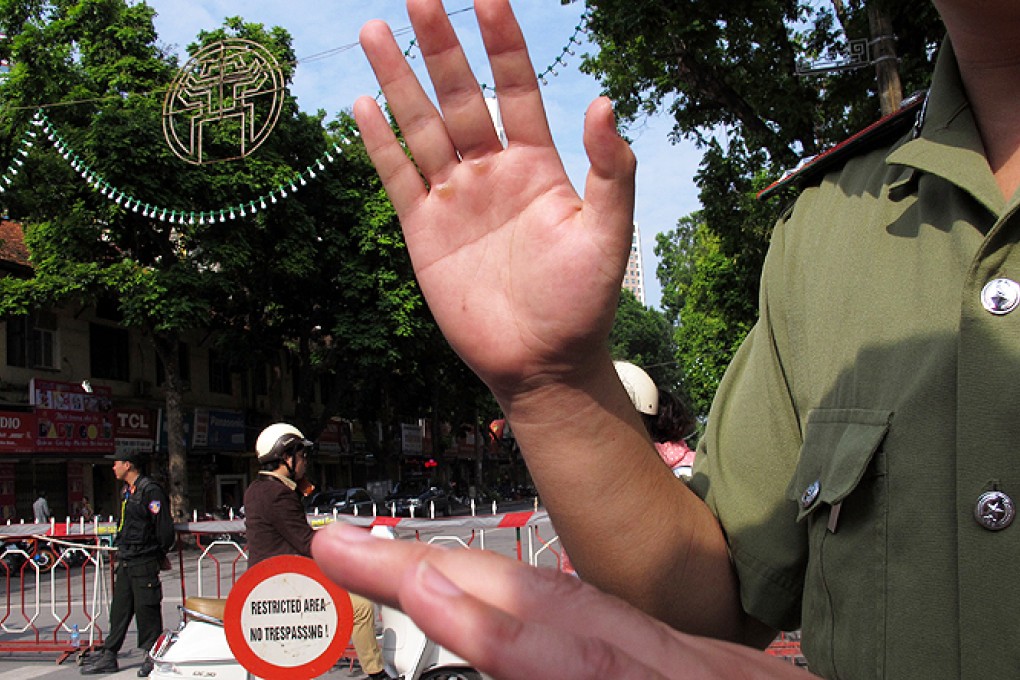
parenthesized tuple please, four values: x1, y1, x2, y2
(32, 489, 51, 523)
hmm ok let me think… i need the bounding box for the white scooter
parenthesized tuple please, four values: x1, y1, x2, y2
(148, 597, 247, 680)
(377, 603, 485, 680)
(370, 526, 488, 680)
(148, 540, 489, 679)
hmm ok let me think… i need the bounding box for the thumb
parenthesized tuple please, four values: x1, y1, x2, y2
(582, 97, 637, 233)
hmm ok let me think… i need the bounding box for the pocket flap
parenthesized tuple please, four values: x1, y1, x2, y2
(786, 409, 892, 521)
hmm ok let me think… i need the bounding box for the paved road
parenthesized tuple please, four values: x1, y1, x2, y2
(0, 504, 558, 679)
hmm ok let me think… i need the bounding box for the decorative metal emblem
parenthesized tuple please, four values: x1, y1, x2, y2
(974, 490, 1015, 531)
(980, 278, 1020, 316)
(162, 39, 285, 165)
(796, 38, 871, 77)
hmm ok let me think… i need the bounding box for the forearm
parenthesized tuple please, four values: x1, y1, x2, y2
(499, 353, 771, 645)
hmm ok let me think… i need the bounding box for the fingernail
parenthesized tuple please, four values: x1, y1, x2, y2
(416, 561, 464, 598)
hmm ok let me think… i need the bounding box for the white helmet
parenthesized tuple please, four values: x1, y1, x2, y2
(613, 361, 659, 415)
(256, 423, 313, 463)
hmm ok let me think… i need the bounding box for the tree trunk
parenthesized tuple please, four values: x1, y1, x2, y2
(154, 335, 189, 522)
(868, 5, 903, 115)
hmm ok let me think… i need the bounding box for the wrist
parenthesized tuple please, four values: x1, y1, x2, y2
(494, 351, 644, 445)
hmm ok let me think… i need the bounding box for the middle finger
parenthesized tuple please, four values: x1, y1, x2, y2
(409, 0, 504, 160)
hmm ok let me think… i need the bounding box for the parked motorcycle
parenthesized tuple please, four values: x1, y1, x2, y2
(0, 537, 60, 575)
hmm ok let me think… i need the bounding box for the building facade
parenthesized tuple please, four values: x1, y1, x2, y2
(622, 223, 646, 305)
(0, 220, 367, 523)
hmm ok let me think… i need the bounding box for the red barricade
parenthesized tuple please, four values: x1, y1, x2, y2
(1, 520, 114, 663)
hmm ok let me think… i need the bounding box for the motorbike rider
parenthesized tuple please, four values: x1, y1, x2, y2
(613, 361, 697, 478)
(243, 423, 392, 680)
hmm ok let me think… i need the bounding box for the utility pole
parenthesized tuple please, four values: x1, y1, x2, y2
(868, 5, 902, 115)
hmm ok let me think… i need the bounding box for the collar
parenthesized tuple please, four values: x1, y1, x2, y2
(259, 469, 297, 491)
(887, 37, 1005, 216)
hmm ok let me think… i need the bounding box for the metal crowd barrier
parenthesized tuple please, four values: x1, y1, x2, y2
(3, 511, 803, 667)
(0, 519, 115, 662)
(1, 508, 565, 664)
(170, 506, 565, 600)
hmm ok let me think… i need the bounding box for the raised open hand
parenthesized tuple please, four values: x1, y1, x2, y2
(354, 0, 636, 399)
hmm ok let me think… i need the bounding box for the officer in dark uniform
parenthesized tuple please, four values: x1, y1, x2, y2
(81, 451, 174, 677)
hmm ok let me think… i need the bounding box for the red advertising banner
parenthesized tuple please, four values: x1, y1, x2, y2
(0, 462, 15, 520)
(30, 378, 115, 453)
(67, 461, 84, 514)
(0, 411, 36, 453)
(318, 418, 353, 455)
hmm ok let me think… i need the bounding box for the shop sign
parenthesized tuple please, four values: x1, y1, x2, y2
(401, 422, 424, 455)
(114, 408, 156, 456)
(193, 408, 245, 450)
(0, 411, 36, 453)
(30, 378, 114, 453)
(157, 408, 193, 452)
(317, 418, 353, 455)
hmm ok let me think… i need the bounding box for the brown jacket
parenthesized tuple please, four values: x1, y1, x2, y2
(243, 472, 313, 567)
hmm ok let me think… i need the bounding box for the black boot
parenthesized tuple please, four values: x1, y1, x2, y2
(137, 657, 154, 677)
(80, 649, 119, 674)
(78, 649, 110, 667)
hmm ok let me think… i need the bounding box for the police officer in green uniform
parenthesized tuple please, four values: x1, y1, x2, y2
(81, 451, 174, 677)
(308, 0, 1020, 678)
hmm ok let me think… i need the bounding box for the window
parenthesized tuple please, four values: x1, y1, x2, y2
(6, 313, 58, 369)
(94, 296, 123, 322)
(208, 348, 233, 395)
(89, 323, 129, 381)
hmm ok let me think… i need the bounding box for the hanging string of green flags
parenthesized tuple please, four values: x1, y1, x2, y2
(0, 11, 591, 223)
(21, 109, 357, 225)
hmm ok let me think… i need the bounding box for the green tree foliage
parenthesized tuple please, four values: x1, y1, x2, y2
(656, 213, 755, 416)
(0, 0, 494, 499)
(608, 288, 682, 392)
(0, 0, 210, 519)
(568, 0, 944, 413)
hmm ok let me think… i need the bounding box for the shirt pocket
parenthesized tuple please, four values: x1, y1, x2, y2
(786, 408, 891, 680)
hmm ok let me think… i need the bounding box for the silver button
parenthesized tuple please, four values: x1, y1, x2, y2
(974, 491, 1015, 531)
(800, 480, 820, 509)
(980, 278, 1020, 315)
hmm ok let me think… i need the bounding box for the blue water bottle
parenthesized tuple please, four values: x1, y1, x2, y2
(70, 624, 80, 648)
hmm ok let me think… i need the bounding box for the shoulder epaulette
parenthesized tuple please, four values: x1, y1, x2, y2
(757, 91, 926, 201)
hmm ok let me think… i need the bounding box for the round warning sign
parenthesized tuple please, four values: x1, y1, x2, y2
(224, 555, 354, 679)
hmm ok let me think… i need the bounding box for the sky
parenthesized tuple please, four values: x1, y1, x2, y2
(143, 0, 704, 310)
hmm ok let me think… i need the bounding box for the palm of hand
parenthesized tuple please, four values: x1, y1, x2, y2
(402, 142, 627, 392)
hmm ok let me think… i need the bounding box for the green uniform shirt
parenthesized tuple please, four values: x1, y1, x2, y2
(690, 41, 1020, 679)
